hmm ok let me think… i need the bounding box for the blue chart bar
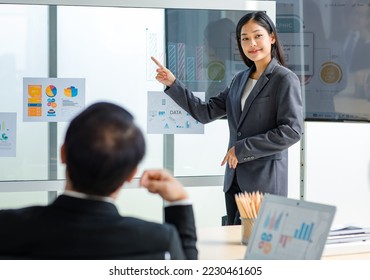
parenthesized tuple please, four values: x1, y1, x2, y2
(187, 57, 195, 82)
(168, 44, 177, 76)
(168, 43, 207, 81)
(177, 43, 186, 80)
(306, 223, 313, 240)
(196, 46, 204, 80)
(294, 222, 314, 241)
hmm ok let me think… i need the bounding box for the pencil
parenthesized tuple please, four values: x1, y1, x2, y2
(235, 191, 264, 219)
(235, 193, 248, 218)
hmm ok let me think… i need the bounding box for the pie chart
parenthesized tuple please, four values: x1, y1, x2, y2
(46, 85, 57, 97)
(64, 86, 78, 97)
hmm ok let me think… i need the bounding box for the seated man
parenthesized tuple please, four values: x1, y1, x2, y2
(0, 102, 197, 260)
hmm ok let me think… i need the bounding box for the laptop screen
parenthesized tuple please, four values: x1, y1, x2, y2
(245, 194, 336, 260)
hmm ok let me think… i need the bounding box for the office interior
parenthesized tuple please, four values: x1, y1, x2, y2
(0, 0, 370, 231)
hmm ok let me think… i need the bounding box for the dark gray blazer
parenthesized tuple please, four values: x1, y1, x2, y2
(0, 195, 197, 260)
(165, 58, 303, 195)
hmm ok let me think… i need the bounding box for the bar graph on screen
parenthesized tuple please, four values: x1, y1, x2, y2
(245, 195, 336, 260)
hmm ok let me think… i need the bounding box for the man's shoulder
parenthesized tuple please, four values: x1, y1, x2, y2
(0, 205, 45, 220)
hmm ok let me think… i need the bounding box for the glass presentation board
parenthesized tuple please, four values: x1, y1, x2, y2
(276, 0, 370, 122)
(165, 9, 248, 102)
(0, 0, 275, 189)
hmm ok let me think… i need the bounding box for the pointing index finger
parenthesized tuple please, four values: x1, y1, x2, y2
(151, 56, 165, 69)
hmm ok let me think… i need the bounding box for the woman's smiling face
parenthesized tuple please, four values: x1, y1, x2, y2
(240, 19, 275, 64)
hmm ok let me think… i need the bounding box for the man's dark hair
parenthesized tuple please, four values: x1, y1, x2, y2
(64, 102, 145, 196)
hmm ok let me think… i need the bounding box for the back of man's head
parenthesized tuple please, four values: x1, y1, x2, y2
(63, 102, 145, 196)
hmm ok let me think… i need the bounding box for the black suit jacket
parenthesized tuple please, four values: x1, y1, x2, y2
(0, 195, 197, 260)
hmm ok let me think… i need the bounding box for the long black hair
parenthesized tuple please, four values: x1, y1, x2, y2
(236, 11, 285, 68)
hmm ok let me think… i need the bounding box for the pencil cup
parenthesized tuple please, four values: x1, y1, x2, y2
(240, 218, 256, 245)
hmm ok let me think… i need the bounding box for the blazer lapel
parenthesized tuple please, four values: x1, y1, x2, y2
(237, 58, 278, 128)
(233, 69, 252, 122)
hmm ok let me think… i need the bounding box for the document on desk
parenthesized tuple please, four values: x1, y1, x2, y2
(326, 226, 370, 244)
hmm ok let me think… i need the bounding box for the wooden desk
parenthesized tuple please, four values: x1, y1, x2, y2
(197, 225, 370, 260)
(197, 225, 245, 260)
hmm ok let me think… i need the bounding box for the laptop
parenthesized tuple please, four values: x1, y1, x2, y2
(245, 194, 336, 260)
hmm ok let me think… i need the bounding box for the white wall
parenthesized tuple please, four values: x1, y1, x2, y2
(305, 122, 370, 227)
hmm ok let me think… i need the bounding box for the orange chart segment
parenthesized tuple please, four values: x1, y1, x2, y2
(45, 85, 57, 97)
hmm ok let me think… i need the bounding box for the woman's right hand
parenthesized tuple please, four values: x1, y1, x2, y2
(151, 56, 176, 87)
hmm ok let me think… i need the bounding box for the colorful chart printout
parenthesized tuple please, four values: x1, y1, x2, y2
(0, 113, 17, 157)
(147, 91, 204, 134)
(23, 78, 85, 122)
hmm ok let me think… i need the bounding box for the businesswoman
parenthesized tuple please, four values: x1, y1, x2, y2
(152, 11, 303, 225)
